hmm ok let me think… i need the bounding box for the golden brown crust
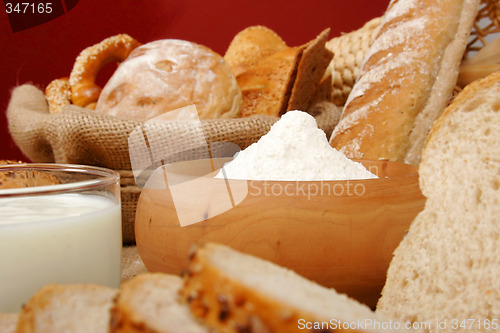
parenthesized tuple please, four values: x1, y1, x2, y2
(287, 29, 333, 112)
(69, 34, 141, 108)
(95, 39, 242, 121)
(426, 69, 500, 145)
(329, 0, 480, 164)
(0, 161, 61, 189)
(181, 244, 372, 333)
(110, 274, 159, 333)
(45, 77, 71, 114)
(182, 248, 322, 333)
(110, 273, 209, 333)
(237, 29, 333, 118)
(224, 25, 289, 77)
(238, 46, 304, 117)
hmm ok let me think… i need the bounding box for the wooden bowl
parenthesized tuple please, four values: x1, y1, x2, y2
(135, 158, 426, 308)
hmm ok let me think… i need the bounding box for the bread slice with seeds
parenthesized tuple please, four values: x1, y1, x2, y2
(181, 243, 410, 333)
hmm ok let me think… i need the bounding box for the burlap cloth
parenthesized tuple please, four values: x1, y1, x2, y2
(6, 84, 340, 244)
(121, 246, 148, 281)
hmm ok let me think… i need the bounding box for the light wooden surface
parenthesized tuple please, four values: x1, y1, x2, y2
(121, 246, 148, 282)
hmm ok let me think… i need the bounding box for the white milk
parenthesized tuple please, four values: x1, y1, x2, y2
(0, 193, 122, 313)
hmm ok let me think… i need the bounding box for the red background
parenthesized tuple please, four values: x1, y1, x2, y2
(0, 0, 389, 161)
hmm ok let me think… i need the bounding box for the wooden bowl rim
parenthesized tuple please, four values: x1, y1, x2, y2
(152, 158, 420, 185)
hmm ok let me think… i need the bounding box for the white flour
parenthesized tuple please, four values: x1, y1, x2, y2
(216, 111, 378, 181)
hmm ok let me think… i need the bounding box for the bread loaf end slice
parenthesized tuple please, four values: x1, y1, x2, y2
(377, 71, 500, 332)
(110, 273, 210, 333)
(182, 243, 410, 333)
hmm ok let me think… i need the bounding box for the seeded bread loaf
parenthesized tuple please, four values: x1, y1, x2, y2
(329, 0, 480, 165)
(181, 243, 410, 333)
(235, 28, 333, 118)
(224, 25, 289, 77)
(376, 71, 500, 332)
(15, 284, 117, 333)
(110, 273, 209, 333)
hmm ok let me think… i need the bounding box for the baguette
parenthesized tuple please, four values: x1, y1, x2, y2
(376, 71, 500, 332)
(181, 243, 410, 333)
(110, 273, 210, 333)
(329, 0, 480, 165)
(15, 284, 117, 333)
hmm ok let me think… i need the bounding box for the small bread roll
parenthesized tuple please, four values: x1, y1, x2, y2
(95, 39, 242, 121)
(224, 25, 289, 76)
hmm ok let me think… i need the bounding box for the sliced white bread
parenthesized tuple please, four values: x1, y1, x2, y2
(181, 243, 411, 333)
(15, 284, 117, 333)
(0, 313, 19, 333)
(110, 273, 210, 333)
(376, 71, 500, 332)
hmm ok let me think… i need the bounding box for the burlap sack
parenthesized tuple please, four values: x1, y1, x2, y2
(7, 84, 340, 244)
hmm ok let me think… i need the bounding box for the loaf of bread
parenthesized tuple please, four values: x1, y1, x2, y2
(181, 243, 409, 333)
(236, 45, 304, 117)
(376, 71, 500, 332)
(227, 27, 333, 118)
(15, 284, 117, 333)
(95, 39, 242, 121)
(110, 273, 209, 333)
(329, 0, 480, 165)
(224, 25, 289, 77)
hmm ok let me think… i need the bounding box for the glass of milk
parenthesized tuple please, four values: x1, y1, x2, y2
(0, 163, 122, 313)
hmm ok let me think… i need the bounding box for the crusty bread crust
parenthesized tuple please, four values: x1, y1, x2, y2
(376, 70, 500, 332)
(181, 243, 400, 333)
(329, 0, 480, 165)
(237, 46, 304, 117)
(95, 39, 242, 121)
(110, 273, 209, 333)
(234, 28, 333, 118)
(224, 25, 289, 77)
(425, 69, 500, 147)
(288, 29, 333, 112)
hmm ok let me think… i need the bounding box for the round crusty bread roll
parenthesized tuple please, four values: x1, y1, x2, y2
(95, 39, 242, 121)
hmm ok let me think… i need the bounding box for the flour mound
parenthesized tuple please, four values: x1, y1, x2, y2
(217, 111, 378, 181)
